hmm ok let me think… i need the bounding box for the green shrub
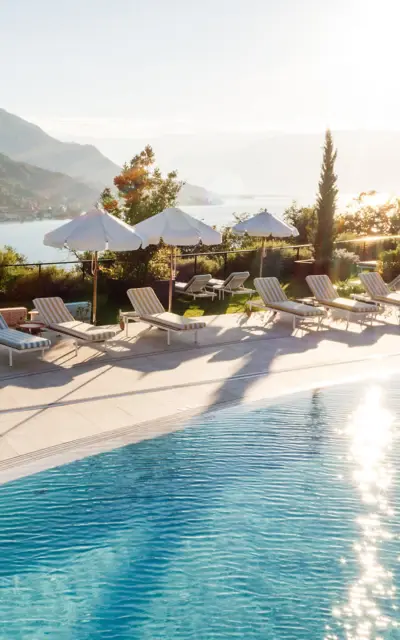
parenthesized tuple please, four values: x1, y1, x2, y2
(378, 245, 400, 282)
(335, 279, 365, 297)
(331, 248, 359, 281)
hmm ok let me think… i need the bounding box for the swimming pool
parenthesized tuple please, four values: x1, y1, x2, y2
(0, 379, 399, 639)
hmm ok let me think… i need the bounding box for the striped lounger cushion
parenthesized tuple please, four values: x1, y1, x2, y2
(373, 292, 400, 306)
(127, 288, 165, 316)
(50, 321, 117, 342)
(0, 329, 51, 351)
(306, 275, 337, 301)
(254, 277, 288, 303)
(360, 272, 400, 305)
(306, 276, 373, 313)
(33, 297, 116, 341)
(0, 314, 50, 351)
(33, 297, 75, 324)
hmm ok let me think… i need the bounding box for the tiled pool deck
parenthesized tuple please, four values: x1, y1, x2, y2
(0, 311, 399, 483)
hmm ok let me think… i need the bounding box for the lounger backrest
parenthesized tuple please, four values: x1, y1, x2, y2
(33, 297, 74, 324)
(223, 271, 250, 290)
(184, 274, 212, 293)
(0, 313, 8, 330)
(254, 277, 287, 303)
(306, 275, 337, 301)
(127, 287, 165, 316)
(359, 272, 390, 298)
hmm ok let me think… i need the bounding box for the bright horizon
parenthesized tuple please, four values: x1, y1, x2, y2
(1, 0, 400, 144)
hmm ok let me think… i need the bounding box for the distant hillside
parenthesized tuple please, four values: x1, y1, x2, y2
(0, 109, 120, 188)
(177, 183, 222, 206)
(0, 152, 99, 210)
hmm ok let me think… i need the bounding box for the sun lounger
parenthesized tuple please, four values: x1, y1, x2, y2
(206, 271, 255, 300)
(251, 277, 325, 330)
(359, 272, 400, 320)
(127, 287, 206, 345)
(306, 274, 378, 328)
(33, 297, 117, 348)
(174, 274, 216, 300)
(0, 313, 51, 366)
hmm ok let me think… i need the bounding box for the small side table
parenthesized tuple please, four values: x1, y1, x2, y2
(120, 311, 139, 337)
(17, 322, 44, 336)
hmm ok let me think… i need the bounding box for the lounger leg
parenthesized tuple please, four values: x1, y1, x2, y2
(346, 311, 350, 330)
(167, 330, 171, 346)
(194, 330, 198, 344)
(74, 340, 78, 357)
(293, 315, 296, 331)
(8, 349, 12, 367)
(41, 349, 45, 360)
(126, 320, 129, 337)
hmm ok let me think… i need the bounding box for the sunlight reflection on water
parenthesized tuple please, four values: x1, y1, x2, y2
(327, 387, 398, 640)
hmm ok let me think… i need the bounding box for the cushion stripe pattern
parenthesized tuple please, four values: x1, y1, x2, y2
(254, 277, 287, 303)
(0, 313, 8, 330)
(359, 272, 390, 298)
(33, 297, 74, 324)
(127, 288, 165, 316)
(263, 300, 324, 317)
(306, 275, 337, 301)
(322, 298, 374, 313)
(0, 329, 50, 350)
(373, 293, 400, 307)
(49, 321, 116, 341)
(141, 312, 206, 331)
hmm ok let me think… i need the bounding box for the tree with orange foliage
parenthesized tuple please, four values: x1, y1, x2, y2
(98, 145, 183, 285)
(102, 145, 183, 225)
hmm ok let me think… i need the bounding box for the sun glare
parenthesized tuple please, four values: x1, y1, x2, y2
(327, 387, 397, 640)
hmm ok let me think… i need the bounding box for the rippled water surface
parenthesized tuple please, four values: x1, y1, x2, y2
(0, 381, 400, 639)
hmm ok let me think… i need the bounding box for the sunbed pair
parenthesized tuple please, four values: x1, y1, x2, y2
(359, 272, 400, 320)
(175, 272, 254, 301)
(306, 275, 380, 328)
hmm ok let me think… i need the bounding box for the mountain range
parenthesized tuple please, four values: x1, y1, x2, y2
(0, 109, 220, 211)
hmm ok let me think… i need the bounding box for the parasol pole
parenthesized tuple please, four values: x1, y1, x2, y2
(168, 246, 174, 312)
(259, 237, 265, 277)
(92, 250, 98, 324)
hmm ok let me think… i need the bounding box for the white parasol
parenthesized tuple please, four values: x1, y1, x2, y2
(44, 208, 146, 323)
(233, 210, 299, 276)
(134, 207, 222, 311)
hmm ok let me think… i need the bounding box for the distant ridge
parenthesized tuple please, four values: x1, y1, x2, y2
(0, 152, 99, 211)
(0, 109, 120, 188)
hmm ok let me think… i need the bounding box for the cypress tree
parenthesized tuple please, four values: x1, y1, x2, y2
(314, 129, 338, 270)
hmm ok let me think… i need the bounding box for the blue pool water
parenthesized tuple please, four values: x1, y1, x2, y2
(0, 381, 400, 639)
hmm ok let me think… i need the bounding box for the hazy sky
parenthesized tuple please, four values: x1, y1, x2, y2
(1, 0, 399, 139)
